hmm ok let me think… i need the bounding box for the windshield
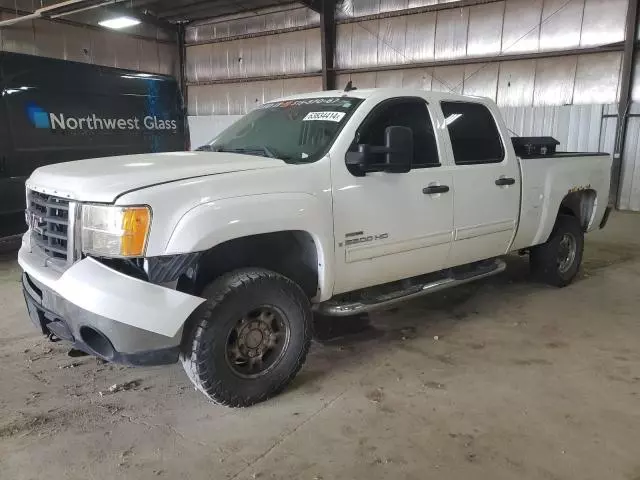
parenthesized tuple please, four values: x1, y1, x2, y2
(198, 97, 363, 163)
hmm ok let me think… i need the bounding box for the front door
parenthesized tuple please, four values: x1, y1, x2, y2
(331, 97, 454, 295)
(439, 100, 520, 266)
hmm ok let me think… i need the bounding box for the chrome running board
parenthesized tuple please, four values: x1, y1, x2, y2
(314, 259, 507, 317)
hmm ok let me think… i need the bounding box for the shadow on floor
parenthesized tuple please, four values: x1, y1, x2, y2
(0, 236, 21, 258)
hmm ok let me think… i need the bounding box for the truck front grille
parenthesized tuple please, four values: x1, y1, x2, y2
(26, 190, 72, 261)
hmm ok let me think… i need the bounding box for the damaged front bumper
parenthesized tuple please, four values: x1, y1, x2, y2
(18, 235, 205, 365)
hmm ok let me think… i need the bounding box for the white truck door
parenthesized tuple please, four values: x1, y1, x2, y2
(439, 100, 520, 266)
(331, 97, 454, 295)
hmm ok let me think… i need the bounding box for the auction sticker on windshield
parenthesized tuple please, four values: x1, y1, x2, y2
(303, 111, 346, 122)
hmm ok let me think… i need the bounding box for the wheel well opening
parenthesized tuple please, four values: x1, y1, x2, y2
(558, 190, 597, 231)
(193, 231, 319, 299)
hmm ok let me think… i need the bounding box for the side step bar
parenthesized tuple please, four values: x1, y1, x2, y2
(314, 259, 507, 317)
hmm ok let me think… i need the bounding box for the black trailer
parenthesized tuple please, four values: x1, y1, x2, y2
(0, 52, 188, 238)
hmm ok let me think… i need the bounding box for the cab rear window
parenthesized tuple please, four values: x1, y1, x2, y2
(441, 101, 504, 165)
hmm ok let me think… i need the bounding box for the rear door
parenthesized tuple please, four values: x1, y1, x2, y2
(439, 100, 520, 266)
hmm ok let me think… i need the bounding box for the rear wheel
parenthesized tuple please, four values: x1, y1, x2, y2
(530, 214, 584, 287)
(180, 268, 312, 407)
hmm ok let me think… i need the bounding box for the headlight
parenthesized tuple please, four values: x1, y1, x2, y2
(81, 205, 151, 257)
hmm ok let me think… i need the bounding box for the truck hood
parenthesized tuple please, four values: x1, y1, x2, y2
(26, 151, 286, 203)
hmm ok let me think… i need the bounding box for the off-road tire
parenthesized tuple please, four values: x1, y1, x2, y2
(530, 214, 584, 287)
(180, 268, 312, 407)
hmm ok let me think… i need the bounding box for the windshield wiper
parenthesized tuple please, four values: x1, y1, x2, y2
(216, 145, 298, 162)
(198, 144, 298, 163)
(195, 144, 214, 151)
(218, 146, 276, 158)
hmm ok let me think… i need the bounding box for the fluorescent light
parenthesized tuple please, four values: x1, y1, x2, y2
(98, 16, 140, 29)
(121, 74, 161, 80)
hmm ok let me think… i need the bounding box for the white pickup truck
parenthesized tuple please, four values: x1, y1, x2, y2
(19, 88, 612, 406)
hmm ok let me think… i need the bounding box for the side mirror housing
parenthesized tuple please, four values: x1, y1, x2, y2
(345, 147, 370, 177)
(384, 125, 413, 174)
(345, 125, 414, 176)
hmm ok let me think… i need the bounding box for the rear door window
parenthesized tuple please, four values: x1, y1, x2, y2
(441, 101, 504, 165)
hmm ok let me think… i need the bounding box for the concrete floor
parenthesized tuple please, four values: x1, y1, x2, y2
(1, 213, 640, 480)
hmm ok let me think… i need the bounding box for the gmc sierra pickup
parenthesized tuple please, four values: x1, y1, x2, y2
(18, 88, 612, 406)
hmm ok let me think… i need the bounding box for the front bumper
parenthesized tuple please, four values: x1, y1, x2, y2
(18, 235, 205, 365)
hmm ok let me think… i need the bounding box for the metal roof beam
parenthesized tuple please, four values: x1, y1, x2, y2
(320, 0, 336, 90)
(298, 0, 321, 13)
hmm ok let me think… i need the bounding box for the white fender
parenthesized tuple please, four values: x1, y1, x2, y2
(165, 193, 335, 301)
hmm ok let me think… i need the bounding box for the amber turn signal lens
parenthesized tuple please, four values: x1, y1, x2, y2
(120, 207, 151, 257)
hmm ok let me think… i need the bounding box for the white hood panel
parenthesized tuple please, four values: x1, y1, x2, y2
(26, 151, 285, 203)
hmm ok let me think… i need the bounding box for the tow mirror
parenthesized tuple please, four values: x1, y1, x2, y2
(345, 125, 414, 176)
(384, 125, 413, 174)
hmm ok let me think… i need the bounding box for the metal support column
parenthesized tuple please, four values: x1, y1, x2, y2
(177, 24, 188, 113)
(320, 0, 337, 91)
(613, 0, 639, 207)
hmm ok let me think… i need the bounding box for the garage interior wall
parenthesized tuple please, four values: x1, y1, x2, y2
(157, 0, 636, 210)
(0, 0, 178, 75)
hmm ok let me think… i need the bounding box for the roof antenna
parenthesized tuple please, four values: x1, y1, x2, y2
(344, 81, 356, 92)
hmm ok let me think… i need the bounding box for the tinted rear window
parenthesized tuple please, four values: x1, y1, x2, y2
(441, 101, 504, 165)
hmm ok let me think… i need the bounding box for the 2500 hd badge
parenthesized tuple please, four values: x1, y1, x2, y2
(339, 231, 389, 247)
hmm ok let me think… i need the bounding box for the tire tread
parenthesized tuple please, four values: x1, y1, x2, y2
(530, 214, 584, 287)
(180, 268, 312, 407)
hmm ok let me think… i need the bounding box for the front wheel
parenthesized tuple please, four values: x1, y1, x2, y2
(530, 214, 584, 287)
(180, 268, 313, 407)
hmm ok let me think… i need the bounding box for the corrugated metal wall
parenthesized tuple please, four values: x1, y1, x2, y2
(184, 0, 640, 210)
(186, 29, 322, 84)
(335, 1, 626, 68)
(334, 52, 623, 106)
(501, 104, 617, 153)
(186, 5, 320, 44)
(189, 76, 324, 115)
(619, 102, 640, 211)
(186, 0, 627, 111)
(0, 7, 177, 75)
(185, 5, 323, 115)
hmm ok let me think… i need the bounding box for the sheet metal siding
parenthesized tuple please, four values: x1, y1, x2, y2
(434, 7, 469, 61)
(186, 0, 626, 106)
(467, 2, 504, 58)
(187, 77, 324, 116)
(501, 104, 611, 152)
(334, 0, 625, 71)
(344, 53, 620, 106)
(337, 0, 458, 18)
(185, 7, 320, 44)
(185, 29, 322, 83)
(0, 14, 177, 75)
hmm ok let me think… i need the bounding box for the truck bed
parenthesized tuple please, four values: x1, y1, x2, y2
(521, 152, 609, 159)
(510, 152, 612, 252)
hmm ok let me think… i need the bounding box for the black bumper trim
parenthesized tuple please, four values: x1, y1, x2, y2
(22, 274, 179, 367)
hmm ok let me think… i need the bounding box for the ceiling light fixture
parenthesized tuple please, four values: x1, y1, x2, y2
(98, 16, 140, 29)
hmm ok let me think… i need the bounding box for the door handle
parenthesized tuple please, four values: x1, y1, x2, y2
(495, 177, 515, 186)
(423, 185, 450, 195)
